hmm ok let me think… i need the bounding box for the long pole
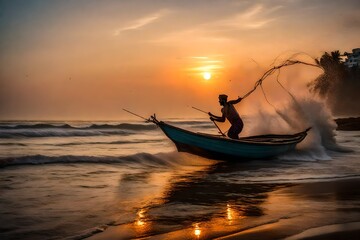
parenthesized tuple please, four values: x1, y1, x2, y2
(191, 106, 207, 114)
(122, 108, 148, 121)
(192, 106, 226, 136)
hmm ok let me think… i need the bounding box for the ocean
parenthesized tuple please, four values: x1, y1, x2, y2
(0, 119, 360, 239)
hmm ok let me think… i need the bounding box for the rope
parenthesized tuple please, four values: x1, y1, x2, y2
(241, 59, 321, 100)
(240, 58, 322, 128)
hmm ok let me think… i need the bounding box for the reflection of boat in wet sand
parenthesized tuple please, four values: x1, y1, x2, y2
(150, 116, 310, 160)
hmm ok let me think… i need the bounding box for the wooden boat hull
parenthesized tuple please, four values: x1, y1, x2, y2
(157, 121, 309, 160)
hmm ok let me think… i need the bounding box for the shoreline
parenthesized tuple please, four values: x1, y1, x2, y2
(88, 177, 360, 240)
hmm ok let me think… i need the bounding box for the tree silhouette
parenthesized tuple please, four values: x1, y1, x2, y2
(309, 50, 346, 96)
(308, 50, 360, 115)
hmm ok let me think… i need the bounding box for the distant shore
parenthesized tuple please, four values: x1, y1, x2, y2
(335, 117, 360, 131)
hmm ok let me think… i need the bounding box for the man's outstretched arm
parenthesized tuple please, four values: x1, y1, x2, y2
(228, 96, 242, 105)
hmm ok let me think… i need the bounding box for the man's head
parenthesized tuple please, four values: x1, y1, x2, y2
(218, 94, 228, 106)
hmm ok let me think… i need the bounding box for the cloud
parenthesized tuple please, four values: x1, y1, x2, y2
(243, 19, 275, 29)
(185, 55, 224, 73)
(241, 4, 263, 19)
(138, 3, 283, 44)
(148, 27, 233, 45)
(113, 10, 167, 35)
(217, 3, 280, 30)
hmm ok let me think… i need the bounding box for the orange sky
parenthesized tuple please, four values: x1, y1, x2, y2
(0, 0, 359, 120)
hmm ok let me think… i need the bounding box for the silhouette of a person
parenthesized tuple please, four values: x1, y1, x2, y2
(208, 94, 243, 139)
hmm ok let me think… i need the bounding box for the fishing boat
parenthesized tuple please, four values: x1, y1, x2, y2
(149, 115, 310, 160)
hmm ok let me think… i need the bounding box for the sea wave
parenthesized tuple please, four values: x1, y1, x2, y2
(0, 129, 130, 138)
(0, 123, 157, 131)
(0, 121, 214, 138)
(0, 122, 160, 138)
(241, 174, 360, 184)
(54, 139, 162, 146)
(0, 121, 214, 131)
(0, 152, 201, 168)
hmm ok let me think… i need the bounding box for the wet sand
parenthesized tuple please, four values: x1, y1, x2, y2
(88, 178, 360, 240)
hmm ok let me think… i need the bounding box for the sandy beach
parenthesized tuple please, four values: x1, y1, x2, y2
(87, 177, 360, 240)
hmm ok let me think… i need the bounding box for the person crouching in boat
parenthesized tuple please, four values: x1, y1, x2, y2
(208, 94, 243, 139)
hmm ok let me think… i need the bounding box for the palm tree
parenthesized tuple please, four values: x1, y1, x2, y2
(331, 50, 341, 63)
(308, 50, 346, 96)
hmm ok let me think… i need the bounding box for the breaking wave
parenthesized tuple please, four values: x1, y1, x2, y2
(0, 121, 213, 138)
(53, 139, 161, 146)
(0, 123, 157, 130)
(0, 152, 210, 168)
(0, 129, 130, 138)
(0, 122, 159, 138)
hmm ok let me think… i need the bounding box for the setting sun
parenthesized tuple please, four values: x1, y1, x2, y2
(203, 72, 212, 80)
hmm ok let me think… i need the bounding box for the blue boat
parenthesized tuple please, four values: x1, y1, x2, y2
(150, 116, 310, 160)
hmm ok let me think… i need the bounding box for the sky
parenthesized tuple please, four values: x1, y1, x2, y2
(0, 0, 359, 120)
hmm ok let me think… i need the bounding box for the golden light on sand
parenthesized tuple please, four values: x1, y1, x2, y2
(135, 209, 148, 229)
(194, 223, 201, 238)
(225, 203, 245, 225)
(138, 209, 145, 218)
(227, 204, 233, 224)
(194, 228, 201, 237)
(136, 219, 145, 226)
(203, 72, 212, 80)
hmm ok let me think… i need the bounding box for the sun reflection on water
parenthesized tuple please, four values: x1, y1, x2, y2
(134, 208, 150, 233)
(194, 223, 201, 239)
(136, 219, 145, 227)
(226, 203, 245, 225)
(227, 204, 234, 224)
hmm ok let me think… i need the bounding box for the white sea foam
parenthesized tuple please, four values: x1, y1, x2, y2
(246, 94, 351, 161)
